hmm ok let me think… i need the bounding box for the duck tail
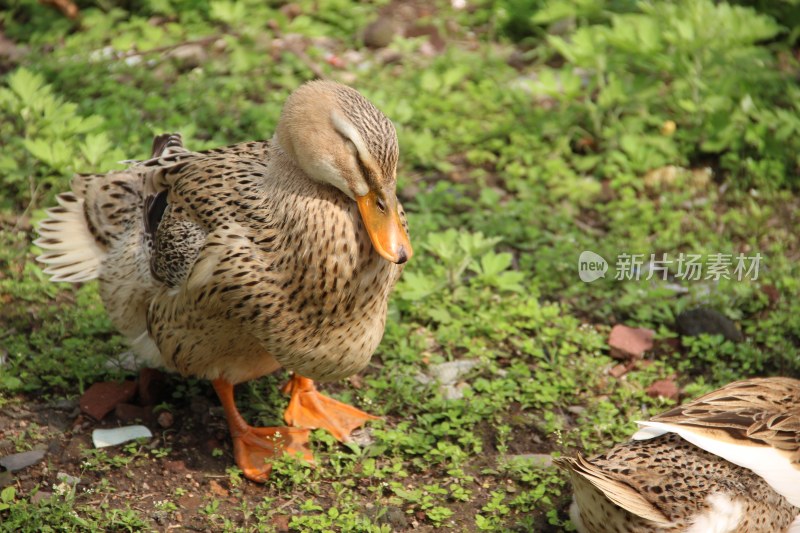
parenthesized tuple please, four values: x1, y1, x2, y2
(34, 185, 107, 283)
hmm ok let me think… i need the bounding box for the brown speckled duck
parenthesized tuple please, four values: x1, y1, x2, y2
(557, 377, 800, 532)
(35, 80, 412, 482)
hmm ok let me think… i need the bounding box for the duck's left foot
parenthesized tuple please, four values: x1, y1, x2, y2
(281, 375, 379, 442)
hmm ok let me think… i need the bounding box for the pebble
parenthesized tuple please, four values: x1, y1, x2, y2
(157, 411, 174, 429)
(0, 449, 46, 472)
(56, 471, 81, 486)
(428, 359, 479, 385)
(31, 491, 53, 504)
(675, 308, 743, 342)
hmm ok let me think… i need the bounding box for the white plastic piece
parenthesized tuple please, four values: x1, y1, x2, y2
(92, 425, 153, 448)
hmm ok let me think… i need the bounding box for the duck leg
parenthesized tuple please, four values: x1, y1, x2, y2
(212, 379, 312, 483)
(281, 375, 379, 442)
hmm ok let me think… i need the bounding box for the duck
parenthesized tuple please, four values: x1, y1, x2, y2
(557, 377, 800, 532)
(34, 80, 413, 482)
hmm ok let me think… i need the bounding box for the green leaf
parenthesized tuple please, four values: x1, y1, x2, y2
(480, 252, 513, 278)
(7, 68, 46, 102)
(1, 486, 15, 504)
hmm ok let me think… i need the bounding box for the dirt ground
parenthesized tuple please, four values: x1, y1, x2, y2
(0, 369, 564, 531)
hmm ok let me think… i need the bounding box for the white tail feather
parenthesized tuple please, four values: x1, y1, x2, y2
(34, 192, 105, 283)
(631, 423, 670, 440)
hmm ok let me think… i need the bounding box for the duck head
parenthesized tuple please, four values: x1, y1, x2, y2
(276, 80, 412, 265)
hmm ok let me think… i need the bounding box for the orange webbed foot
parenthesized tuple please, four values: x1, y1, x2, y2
(232, 426, 312, 483)
(282, 375, 379, 442)
(212, 379, 313, 483)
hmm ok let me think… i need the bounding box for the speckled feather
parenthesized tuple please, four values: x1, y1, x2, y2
(36, 82, 407, 386)
(558, 377, 800, 533)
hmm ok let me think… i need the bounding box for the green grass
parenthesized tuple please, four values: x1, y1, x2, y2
(1, 0, 799, 530)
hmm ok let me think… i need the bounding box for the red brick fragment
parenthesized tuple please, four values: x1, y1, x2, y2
(646, 379, 680, 400)
(272, 515, 290, 532)
(79, 381, 137, 421)
(163, 459, 186, 473)
(609, 324, 654, 360)
(609, 364, 629, 378)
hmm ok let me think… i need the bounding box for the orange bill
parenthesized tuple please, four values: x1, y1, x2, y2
(356, 190, 413, 264)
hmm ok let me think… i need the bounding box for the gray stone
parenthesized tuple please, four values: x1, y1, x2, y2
(30, 491, 53, 504)
(676, 308, 743, 342)
(428, 359, 479, 385)
(0, 449, 46, 472)
(56, 471, 81, 486)
(441, 382, 470, 401)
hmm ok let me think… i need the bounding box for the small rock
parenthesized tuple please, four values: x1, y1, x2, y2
(441, 382, 470, 401)
(414, 372, 432, 385)
(166, 43, 207, 68)
(6, 407, 32, 420)
(348, 427, 374, 447)
(675, 308, 743, 342)
(56, 471, 81, 486)
(157, 411, 174, 429)
(429, 359, 479, 385)
(80, 381, 137, 421)
(348, 374, 364, 389)
(381, 506, 408, 529)
(31, 491, 53, 504)
(52, 398, 78, 411)
(646, 379, 680, 400)
(61, 436, 89, 462)
(0, 471, 12, 487)
(608, 363, 629, 378)
(47, 439, 61, 455)
(106, 350, 139, 371)
(163, 459, 186, 473)
(0, 449, 46, 472)
(609, 325, 654, 360)
(566, 405, 585, 416)
(152, 509, 169, 525)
